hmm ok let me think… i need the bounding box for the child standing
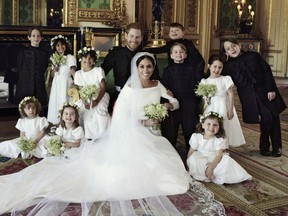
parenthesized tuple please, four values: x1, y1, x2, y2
(54, 103, 84, 158)
(199, 54, 245, 148)
(187, 111, 252, 185)
(146, 22, 204, 72)
(161, 43, 204, 152)
(0, 96, 49, 159)
(222, 38, 286, 157)
(74, 47, 110, 140)
(47, 35, 77, 124)
(15, 27, 49, 107)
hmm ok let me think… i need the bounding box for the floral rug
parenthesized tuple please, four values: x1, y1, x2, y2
(0, 156, 225, 216)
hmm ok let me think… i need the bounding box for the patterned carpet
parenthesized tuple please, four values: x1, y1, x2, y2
(0, 79, 287, 215)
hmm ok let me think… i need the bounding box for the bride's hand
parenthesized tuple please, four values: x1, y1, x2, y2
(142, 119, 159, 127)
(163, 102, 173, 110)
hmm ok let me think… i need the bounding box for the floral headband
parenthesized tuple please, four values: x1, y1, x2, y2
(18, 96, 38, 111)
(77, 47, 100, 62)
(58, 103, 80, 117)
(199, 111, 223, 122)
(50, 35, 69, 47)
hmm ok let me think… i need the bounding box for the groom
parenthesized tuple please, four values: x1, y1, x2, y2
(101, 22, 159, 114)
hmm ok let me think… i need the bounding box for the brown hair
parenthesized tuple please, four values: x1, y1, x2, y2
(196, 112, 226, 138)
(27, 27, 43, 37)
(51, 37, 72, 55)
(206, 54, 224, 77)
(125, 23, 143, 36)
(18, 96, 42, 118)
(221, 38, 240, 54)
(169, 22, 185, 31)
(59, 103, 80, 129)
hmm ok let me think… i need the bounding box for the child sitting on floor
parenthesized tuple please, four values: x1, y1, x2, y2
(187, 111, 252, 185)
(0, 96, 49, 159)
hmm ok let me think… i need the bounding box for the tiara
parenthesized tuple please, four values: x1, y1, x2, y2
(58, 103, 80, 117)
(18, 96, 38, 111)
(77, 47, 100, 62)
(199, 111, 223, 122)
(50, 35, 69, 47)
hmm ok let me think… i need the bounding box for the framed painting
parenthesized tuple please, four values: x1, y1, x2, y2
(63, 0, 127, 27)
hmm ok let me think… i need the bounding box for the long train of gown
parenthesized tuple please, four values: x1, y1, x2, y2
(0, 84, 225, 215)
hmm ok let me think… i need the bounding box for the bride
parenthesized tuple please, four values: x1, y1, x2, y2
(0, 52, 225, 215)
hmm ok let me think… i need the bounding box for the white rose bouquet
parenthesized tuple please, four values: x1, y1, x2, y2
(79, 84, 101, 104)
(17, 138, 37, 158)
(195, 83, 217, 110)
(50, 52, 67, 67)
(46, 135, 65, 157)
(144, 103, 168, 135)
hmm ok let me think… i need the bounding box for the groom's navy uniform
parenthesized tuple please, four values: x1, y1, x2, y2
(101, 46, 141, 113)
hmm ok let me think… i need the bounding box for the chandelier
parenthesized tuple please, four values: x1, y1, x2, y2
(231, 0, 255, 34)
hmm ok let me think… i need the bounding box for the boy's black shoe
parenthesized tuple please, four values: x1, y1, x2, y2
(272, 150, 282, 157)
(260, 150, 272, 156)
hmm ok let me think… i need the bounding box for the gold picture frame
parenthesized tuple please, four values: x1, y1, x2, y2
(63, 0, 128, 27)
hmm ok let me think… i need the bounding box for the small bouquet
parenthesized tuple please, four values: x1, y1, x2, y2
(46, 135, 65, 157)
(144, 103, 168, 135)
(17, 138, 37, 158)
(195, 83, 217, 109)
(50, 52, 67, 67)
(79, 84, 101, 104)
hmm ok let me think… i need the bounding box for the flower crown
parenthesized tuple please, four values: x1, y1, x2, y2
(50, 35, 69, 47)
(199, 111, 223, 122)
(18, 96, 38, 111)
(58, 103, 80, 117)
(77, 47, 100, 62)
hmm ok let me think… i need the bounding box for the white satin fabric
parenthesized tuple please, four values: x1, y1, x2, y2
(0, 52, 225, 215)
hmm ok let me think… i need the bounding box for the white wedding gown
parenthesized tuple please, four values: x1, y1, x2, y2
(0, 82, 225, 215)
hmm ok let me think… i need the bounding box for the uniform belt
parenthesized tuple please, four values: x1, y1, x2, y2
(115, 85, 122, 92)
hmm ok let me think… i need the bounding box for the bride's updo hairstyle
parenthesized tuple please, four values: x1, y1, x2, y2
(135, 54, 156, 68)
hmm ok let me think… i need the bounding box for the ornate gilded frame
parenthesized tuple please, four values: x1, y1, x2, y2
(63, 0, 128, 27)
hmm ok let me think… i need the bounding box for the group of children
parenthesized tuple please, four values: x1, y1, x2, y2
(1, 22, 286, 186)
(0, 28, 110, 159)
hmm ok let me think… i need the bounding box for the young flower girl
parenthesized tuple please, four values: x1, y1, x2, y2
(47, 35, 77, 124)
(53, 103, 84, 158)
(198, 54, 245, 148)
(187, 111, 252, 185)
(74, 47, 110, 140)
(0, 96, 49, 159)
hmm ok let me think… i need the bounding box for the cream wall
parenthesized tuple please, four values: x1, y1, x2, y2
(259, 0, 288, 77)
(208, 0, 288, 77)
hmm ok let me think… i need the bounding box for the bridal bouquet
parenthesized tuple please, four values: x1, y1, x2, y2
(144, 103, 168, 135)
(195, 83, 217, 108)
(79, 84, 100, 104)
(17, 138, 36, 158)
(46, 135, 65, 157)
(50, 52, 67, 67)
